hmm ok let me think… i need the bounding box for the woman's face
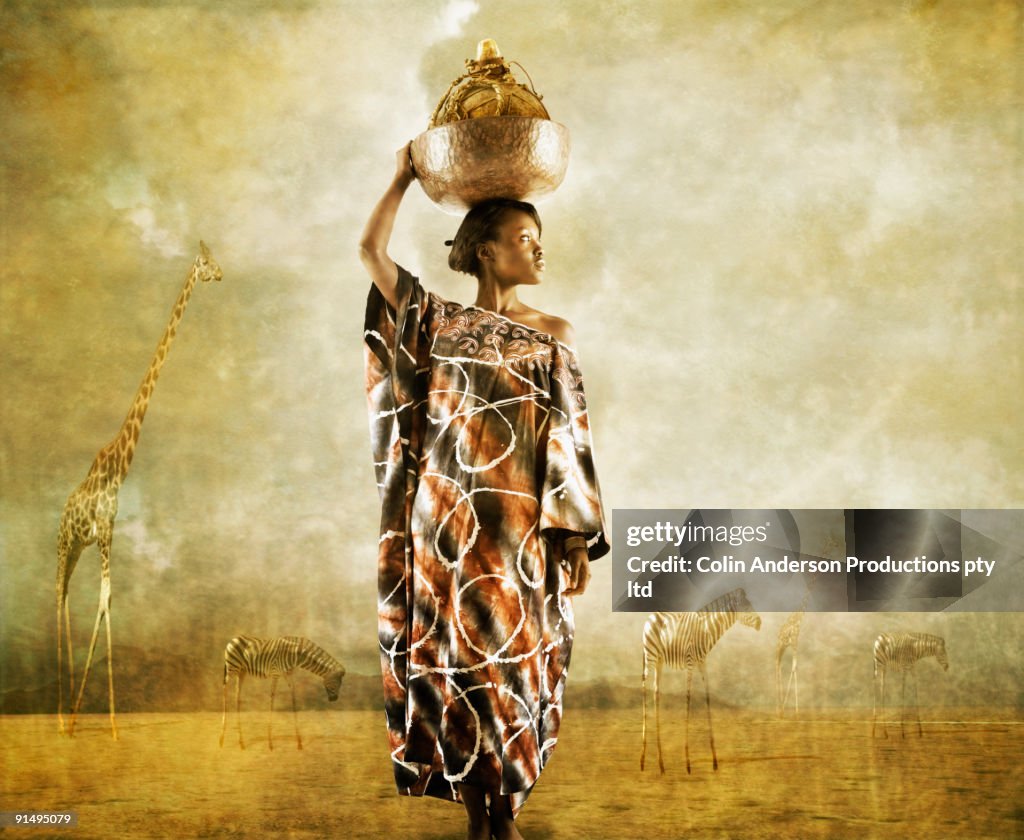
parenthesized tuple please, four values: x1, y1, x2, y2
(480, 210, 544, 286)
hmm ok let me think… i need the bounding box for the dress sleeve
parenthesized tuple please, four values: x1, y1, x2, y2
(364, 265, 429, 500)
(538, 342, 610, 560)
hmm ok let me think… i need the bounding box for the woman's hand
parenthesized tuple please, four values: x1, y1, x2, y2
(562, 547, 591, 596)
(394, 141, 415, 188)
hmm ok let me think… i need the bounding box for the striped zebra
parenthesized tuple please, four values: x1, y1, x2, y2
(219, 635, 345, 750)
(641, 588, 761, 774)
(872, 631, 948, 739)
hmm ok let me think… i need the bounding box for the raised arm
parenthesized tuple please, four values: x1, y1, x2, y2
(358, 143, 415, 308)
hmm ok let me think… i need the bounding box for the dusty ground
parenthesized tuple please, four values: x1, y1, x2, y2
(1, 708, 1020, 839)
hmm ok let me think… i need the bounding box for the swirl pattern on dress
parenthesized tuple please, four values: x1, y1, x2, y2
(433, 299, 554, 371)
(365, 268, 608, 815)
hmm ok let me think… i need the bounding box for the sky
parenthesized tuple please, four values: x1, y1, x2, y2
(1, 0, 1021, 709)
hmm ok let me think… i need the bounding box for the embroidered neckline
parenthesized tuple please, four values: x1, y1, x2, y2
(456, 302, 576, 353)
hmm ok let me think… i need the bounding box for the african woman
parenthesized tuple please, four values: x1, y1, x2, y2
(360, 143, 608, 840)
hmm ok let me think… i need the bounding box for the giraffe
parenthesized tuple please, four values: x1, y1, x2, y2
(55, 241, 222, 738)
(775, 536, 836, 718)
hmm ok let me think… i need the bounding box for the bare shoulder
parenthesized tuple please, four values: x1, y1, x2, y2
(513, 307, 576, 346)
(539, 314, 576, 346)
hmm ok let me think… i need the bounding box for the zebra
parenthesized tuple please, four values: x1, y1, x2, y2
(641, 588, 761, 774)
(872, 631, 948, 739)
(219, 635, 345, 750)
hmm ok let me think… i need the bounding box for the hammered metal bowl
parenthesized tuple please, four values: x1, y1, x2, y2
(411, 116, 570, 214)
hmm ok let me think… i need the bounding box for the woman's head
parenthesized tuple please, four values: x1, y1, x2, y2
(447, 198, 543, 278)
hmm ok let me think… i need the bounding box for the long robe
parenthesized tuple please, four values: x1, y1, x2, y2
(364, 266, 608, 812)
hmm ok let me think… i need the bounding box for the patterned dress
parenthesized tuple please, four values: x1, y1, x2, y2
(364, 266, 608, 812)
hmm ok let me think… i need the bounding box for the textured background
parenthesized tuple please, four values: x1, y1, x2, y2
(1, 0, 1021, 714)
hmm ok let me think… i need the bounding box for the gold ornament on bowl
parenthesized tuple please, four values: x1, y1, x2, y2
(411, 39, 571, 214)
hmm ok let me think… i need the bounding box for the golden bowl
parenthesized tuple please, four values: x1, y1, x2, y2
(411, 116, 570, 214)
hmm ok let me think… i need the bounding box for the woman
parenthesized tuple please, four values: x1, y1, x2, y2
(360, 144, 608, 840)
